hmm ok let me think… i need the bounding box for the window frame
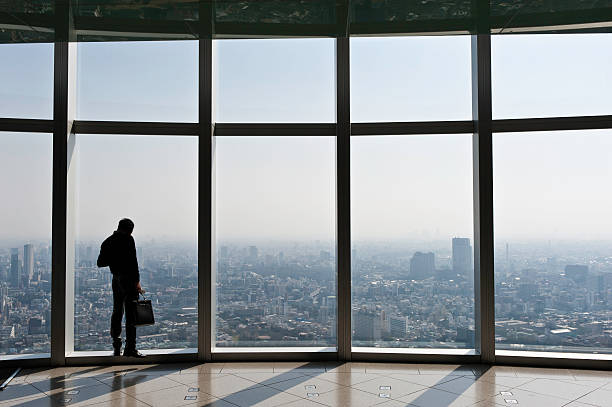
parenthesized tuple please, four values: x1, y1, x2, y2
(2, 24, 612, 371)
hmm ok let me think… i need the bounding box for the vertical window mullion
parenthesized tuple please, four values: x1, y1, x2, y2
(336, 37, 351, 361)
(471, 33, 495, 363)
(199, 38, 213, 362)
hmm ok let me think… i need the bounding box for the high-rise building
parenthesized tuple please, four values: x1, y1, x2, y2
(410, 252, 435, 280)
(354, 309, 382, 341)
(10, 248, 20, 288)
(390, 316, 407, 338)
(565, 265, 588, 283)
(23, 243, 34, 284)
(248, 246, 258, 262)
(219, 245, 229, 259)
(452, 238, 472, 278)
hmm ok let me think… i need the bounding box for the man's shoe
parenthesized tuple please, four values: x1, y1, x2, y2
(113, 347, 121, 357)
(123, 349, 145, 358)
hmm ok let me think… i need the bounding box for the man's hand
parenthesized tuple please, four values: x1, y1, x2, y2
(136, 282, 144, 294)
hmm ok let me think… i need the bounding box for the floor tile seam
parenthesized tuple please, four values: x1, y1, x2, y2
(261, 380, 339, 396)
(232, 372, 312, 385)
(553, 378, 608, 390)
(511, 386, 580, 402)
(208, 396, 241, 407)
(472, 375, 533, 388)
(370, 374, 449, 389)
(0, 394, 52, 406)
(225, 372, 292, 387)
(323, 375, 380, 387)
(120, 381, 192, 396)
(24, 381, 57, 395)
(117, 392, 156, 407)
(515, 377, 601, 393)
(359, 384, 430, 401)
(398, 386, 483, 402)
(570, 385, 612, 407)
(33, 378, 114, 394)
(504, 377, 537, 389)
(429, 386, 504, 404)
(52, 388, 130, 407)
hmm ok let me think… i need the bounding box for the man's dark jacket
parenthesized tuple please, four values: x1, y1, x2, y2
(97, 231, 140, 282)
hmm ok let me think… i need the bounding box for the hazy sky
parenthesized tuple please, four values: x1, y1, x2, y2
(1, 34, 612, 243)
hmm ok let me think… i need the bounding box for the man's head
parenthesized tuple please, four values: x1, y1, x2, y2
(117, 218, 135, 234)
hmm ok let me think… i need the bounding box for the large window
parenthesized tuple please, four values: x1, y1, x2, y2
(0, 132, 52, 356)
(214, 136, 337, 349)
(5, 28, 612, 364)
(351, 135, 475, 349)
(492, 34, 612, 119)
(77, 41, 198, 122)
(494, 130, 612, 354)
(73, 134, 198, 352)
(0, 43, 53, 119)
(351, 36, 472, 122)
(214, 38, 335, 123)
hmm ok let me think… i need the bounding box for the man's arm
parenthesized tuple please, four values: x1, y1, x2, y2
(97, 239, 109, 267)
(130, 236, 141, 286)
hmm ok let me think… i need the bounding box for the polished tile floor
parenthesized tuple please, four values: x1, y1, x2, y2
(1, 363, 611, 407)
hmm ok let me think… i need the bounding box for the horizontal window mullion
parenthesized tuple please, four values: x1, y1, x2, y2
(73, 120, 199, 136)
(0, 118, 54, 133)
(214, 123, 336, 137)
(351, 120, 475, 135)
(493, 115, 612, 133)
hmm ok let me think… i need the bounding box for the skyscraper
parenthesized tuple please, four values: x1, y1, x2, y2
(565, 265, 588, 283)
(410, 252, 435, 280)
(23, 243, 34, 284)
(10, 248, 20, 288)
(452, 238, 472, 278)
(248, 245, 258, 262)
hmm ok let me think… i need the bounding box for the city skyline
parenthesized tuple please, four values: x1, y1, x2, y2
(2, 234, 610, 355)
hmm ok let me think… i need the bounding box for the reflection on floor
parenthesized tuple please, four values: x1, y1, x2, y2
(1, 362, 611, 406)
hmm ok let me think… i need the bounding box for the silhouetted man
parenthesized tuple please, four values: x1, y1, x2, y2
(97, 218, 145, 357)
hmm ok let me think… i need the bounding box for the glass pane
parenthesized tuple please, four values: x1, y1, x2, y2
(351, 36, 472, 123)
(214, 39, 335, 123)
(0, 43, 53, 119)
(492, 34, 612, 119)
(214, 136, 336, 348)
(494, 130, 612, 354)
(352, 135, 474, 349)
(77, 41, 198, 122)
(0, 132, 52, 356)
(73, 134, 197, 352)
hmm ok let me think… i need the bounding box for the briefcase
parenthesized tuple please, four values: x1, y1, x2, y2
(132, 295, 155, 326)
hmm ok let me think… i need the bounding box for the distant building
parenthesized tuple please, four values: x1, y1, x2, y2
(565, 265, 588, 283)
(354, 309, 383, 341)
(219, 245, 229, 259)
(410, 252, 435, 280)
(28, 318, 43, 335)
(390, 316, 407, 338)
(248, 246, 258, 262)
(452, 238, 472, 278)
(10, 248, 20, 288)
(23, 244, 34, 284)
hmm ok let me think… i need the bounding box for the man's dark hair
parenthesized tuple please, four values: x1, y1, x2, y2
(118, 218, 135, 233)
